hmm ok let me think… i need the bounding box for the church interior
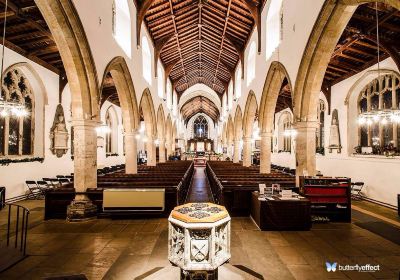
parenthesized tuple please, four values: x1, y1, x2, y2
(0, 0, 399, 279)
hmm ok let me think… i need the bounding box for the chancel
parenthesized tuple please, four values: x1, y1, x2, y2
(0, 0, 399, 279)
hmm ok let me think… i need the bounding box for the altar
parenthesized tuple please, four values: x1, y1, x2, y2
(168, 203, 231, 279)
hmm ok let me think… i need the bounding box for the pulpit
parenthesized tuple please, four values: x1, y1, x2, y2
(168, 203, 231, 279)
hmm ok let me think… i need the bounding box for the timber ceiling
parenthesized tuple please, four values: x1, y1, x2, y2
(324, 3, 400, 87)
(276, 78, 292, 113)
(0, 0, 63, 75)
(181, 96, 220, 124)
(138, 0, 264, 97)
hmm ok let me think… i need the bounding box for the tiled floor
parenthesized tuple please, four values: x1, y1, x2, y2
(0, 199, 399, 280)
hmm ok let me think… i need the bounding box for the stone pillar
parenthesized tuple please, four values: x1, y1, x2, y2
(242, 137, 252, 167)
(295, 121, 318, 185)
(159, 138, 166, 163)
(227, 142, 233, 159)
(125, 131, 138, 174)
(260, 132, 272, 174)
(147, 136, 157, 166)
(233, 140, 240, 163)
(166, 140, 172, 160)
(67, 119, 98, 221)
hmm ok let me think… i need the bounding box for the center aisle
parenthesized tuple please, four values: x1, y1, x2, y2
(185, 167, 214, 203)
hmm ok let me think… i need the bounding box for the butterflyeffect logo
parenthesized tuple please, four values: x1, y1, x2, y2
(326, 262, 337, 272)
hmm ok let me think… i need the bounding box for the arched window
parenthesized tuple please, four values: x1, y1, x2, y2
(105, 111, 113, 154)
(277, 112, 292, 152)
(222, 93, 227, 119)
(142, 36, 152, 85)
(283, 117, 291, 152)
(228, 81, 233, 110)
(166, 78, 172, 109)
(112, 0, 131, 57)
(266, 0, 283, 60)
(358, 74, 400, 148)
(247, 41, 256, 86)
(235, 65, 242, 99)
(0, 69, 34, 156)
(157, 61, 164, 98)
(193, 115, 208, 138)
(105, 107, 118, 154)
(316, 99, 325, 150)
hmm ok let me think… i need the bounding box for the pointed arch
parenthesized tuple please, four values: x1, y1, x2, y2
(139, 88, 157, 138)
(101, 57, 139, 133)
(35, 0, 99, 119)
(233, 106, 243, 141)
(227, 115, 234, 145)
(165, 114, 173, 152)
(259, 61, 292, 133)
(293, 0, 400, 123)
(243, 90, 258, 138)
(156, 104, 166, 140)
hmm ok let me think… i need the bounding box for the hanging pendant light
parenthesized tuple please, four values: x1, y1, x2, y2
(0, 0, 27, 118)
(358, 3, 400, 125)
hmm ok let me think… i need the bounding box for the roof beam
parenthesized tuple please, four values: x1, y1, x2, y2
(136, 0, 157, 46)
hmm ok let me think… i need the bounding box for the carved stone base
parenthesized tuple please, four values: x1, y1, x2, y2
(67, 199, 97, 222)
(181, 269, 218, 280)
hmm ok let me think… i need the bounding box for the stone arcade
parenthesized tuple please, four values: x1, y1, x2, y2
(0, 0, 399, 279)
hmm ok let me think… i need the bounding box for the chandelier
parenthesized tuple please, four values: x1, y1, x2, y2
(358, 110, 400, 125)
(0, 0, 27, 118)
(358, 3, 400, 126)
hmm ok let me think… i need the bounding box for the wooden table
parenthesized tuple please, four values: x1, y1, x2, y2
(251, 192, 311, 231)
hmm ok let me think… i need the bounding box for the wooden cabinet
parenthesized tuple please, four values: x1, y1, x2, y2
(300, 176, 351, 222)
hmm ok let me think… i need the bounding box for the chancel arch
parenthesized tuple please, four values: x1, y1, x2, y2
(139, 88, 157, 166)
(233, 106, 243, 163)
(242, 91, 258, 166)
(100, 56, 140, 174)
(293, 0, 400, 178)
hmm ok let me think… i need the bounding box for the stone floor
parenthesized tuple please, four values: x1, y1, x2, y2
(0, 199, 399, 280)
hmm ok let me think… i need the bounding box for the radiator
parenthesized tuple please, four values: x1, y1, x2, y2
(103, 188, 165, 212)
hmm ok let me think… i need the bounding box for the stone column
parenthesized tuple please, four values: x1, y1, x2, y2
(125, 131, 138, 174)
(260, 132, 272, 174)
(295, 121, 318, 185)
(159, 138, 166, 163)
(67, 119, 99, 221)
(147, 136, 157, 166)
(233, 139, 240, 163)
(242, 136, 252, 167)
(166, 140, 172, 160)
(172, 139, 176, 154)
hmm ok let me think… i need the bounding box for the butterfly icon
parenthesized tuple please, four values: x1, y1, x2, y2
(326, 262, 337, 272)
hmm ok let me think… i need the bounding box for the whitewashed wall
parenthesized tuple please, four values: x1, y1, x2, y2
(271, 58, 400, 207)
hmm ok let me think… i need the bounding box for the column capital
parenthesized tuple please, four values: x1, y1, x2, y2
(293, 121, 319, 130)
(71, 119, 101, 127)
(260, 131, 273, 138)
(242, 136, 252, 142)
(124, 131, 138, 137)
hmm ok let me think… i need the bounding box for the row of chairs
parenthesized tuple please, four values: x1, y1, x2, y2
(26, 175, 74, 199)
(26, 164, 126, 199)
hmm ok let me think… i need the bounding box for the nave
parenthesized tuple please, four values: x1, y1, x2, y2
(0, 0, 400, 279)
